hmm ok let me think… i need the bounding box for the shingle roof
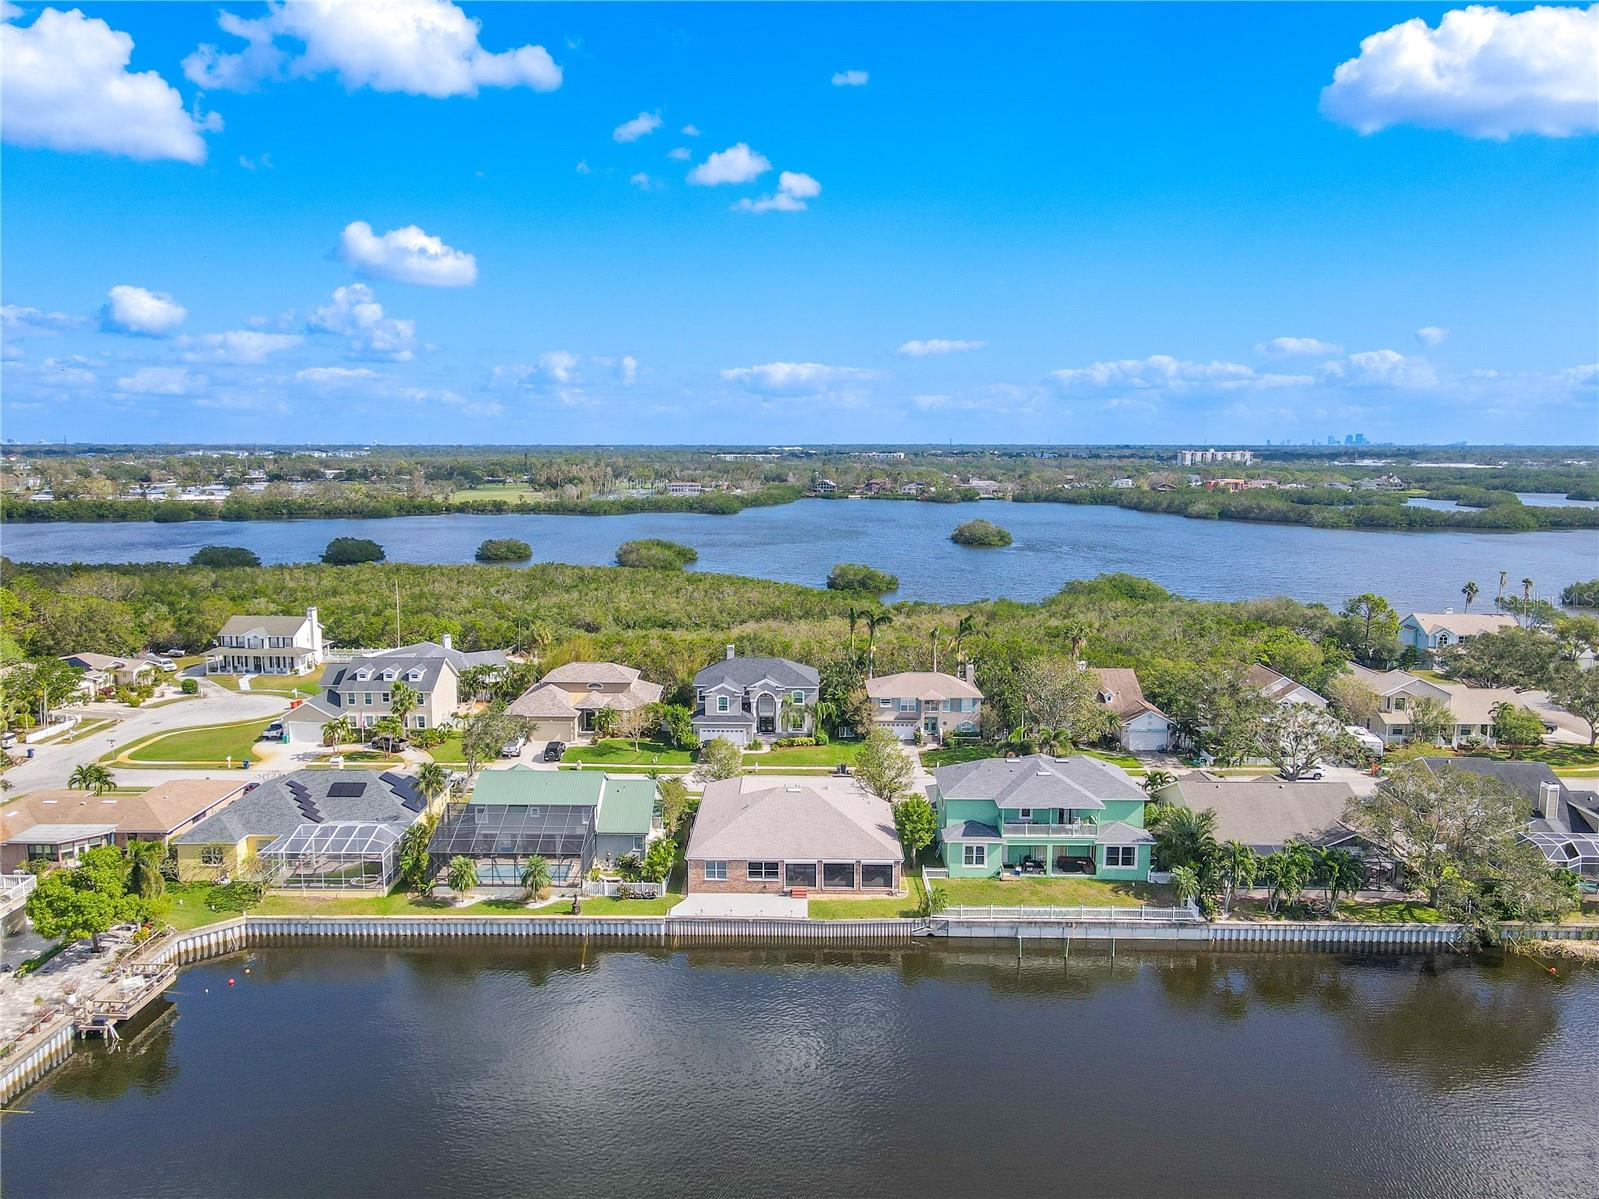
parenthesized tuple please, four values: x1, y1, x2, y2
(2, 780, 246, 842)
(1094, 819, 1155, 846)
(540, 661, 643, 685)
(1419, 757, 1566, 806)
(693, 656, 819, 690)
(1091, 668, 1168, 721)
(933, 754, 1146, 810)
(217, 614, 311, 638)
(505, 683, 579, 719)
(375, 640, 507, 671)
(172, 770, 424, 845)
(1165, 779, 1359, 852)
(1403, 612, 1518, 637)
(865, 672, 983, 701)
(941, 819, 1001, 842)
(688, 778, 901, 861)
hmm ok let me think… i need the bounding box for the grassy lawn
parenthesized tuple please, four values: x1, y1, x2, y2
(427, 731, 468, 764)
(563, 738, 694, 766)
(1228, 897, 1445, 923)
(744, 741, 862, 767)
(113, 717, 276, 766)
(931, 876, 1175, 908)
(918, 744, 1145, 774)
(207, 673, 315, 697)
(810, 876, 926, 919)
(1080, 748, 1146, 772)
(164, 885, 684, 921)
(448, 484, 541, 502)
(1475, 745, 1599, 771)
(538, 891, 685, 916)
(61, 716, 118, 743)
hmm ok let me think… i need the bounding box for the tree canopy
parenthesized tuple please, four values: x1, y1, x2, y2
(321, 537, 385, 565)
(474, 538, 533, 563)
(950, 519, 1013, 547)
(825, 563, 900, 595)
(615, 539, 698, 570)
(189, 545, 261, 568)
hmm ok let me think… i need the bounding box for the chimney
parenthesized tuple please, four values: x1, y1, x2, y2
(441, 633, 453, 651)
(726, 643, 736, 660)
(963, 663, 976, 684)
(1539, 781, 1561, 821)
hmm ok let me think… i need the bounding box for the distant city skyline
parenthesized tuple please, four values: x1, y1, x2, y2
(2, 2, 1596, 444)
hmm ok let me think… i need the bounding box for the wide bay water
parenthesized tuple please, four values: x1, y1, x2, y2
(3, 499, 1595, 609)
(3, 943, 1595, 1199)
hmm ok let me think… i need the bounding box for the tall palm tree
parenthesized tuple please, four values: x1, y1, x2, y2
(929, 628, 942, 674)
(864, 610, 893, 677)
(1461, 581, 1478, 612)
(1217, 840, 1258, 914)
(1059, 619, 1090, 661)
(1316, 847, 1364, 915)
(846, 606, 864, 655)
(953, 614, 976, 666)
(778, 693, 804, 736)
(1152, 805, 1218, 873)
(520, 854, 552, 901)
(388, 681, 420, 726)
(446, 854, 478, 903)
(1497, 570, 1508, 600)
(1521, 577, 1534, 614)
(414, 762, 450, 810)
(69, 763, 115, 795)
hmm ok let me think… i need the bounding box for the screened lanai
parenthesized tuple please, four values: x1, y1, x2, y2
(1523, 830, 1599, 881)
(428, 802, 595, 888)
(259, 821, 403, 890)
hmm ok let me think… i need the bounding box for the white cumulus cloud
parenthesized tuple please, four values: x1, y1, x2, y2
(613, 110, 661, 142)
(116, 365, 204, 395)
(308, 283, 418, 361)
(1256, 336, 1343, 357)
(666, 146, 690, 161)
(831, 69, 869, 86)
(1048, 355, 1295, 395)
(688, 142, 770, 185)
(629, 172, 659, 191)
(1, 304, 83, 335)
(898, 338, 988, 357)
(721, 361, 875, 398)
(296, 366, 380, 385)
(337, 220, 477, 287)
(100, 285, 187, 337)
(182, 0, 562, 97)
(1320, 349, 1439, 389)
(1416, 325, 1449, 347)
(180, 330, 305, 364)
(736, 170, 821, 213)
(2, 6, 217, 163)
(1321, 5, 1599, 138)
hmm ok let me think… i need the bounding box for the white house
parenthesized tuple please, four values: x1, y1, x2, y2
(864, 669, 983, 742)
(1398, 611, 1517, 664)
(207, 607, 324, 676)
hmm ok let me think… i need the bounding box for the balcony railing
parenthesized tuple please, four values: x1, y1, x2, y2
(1001, 821, 1097, 839)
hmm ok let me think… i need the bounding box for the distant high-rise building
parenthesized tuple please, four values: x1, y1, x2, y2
(1177, 448, 1253, 466)
(1354, 433, 1367, 445)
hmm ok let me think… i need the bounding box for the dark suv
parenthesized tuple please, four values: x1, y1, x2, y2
(542, 740, 566, 762)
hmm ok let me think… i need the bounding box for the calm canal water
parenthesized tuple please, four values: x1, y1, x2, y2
(3, 944, 1596, 1199)
(3, 499, 1595, 610)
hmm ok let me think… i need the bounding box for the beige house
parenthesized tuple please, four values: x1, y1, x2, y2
(505, 662, 664, 741)
(864, 668, 983, 742)
(59, 653, 156, 697)
(284, 637, 506, 743)
(1347, 664, 1564, 748)
(1, 780, 248, 871)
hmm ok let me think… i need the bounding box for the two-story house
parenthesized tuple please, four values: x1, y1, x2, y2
(206, 607, 324, 676)
(506, 661, 664, 742)
(1247, 664, 1328, 709)
(691, 647, 819, 746)
(864, 668, 982, 742)
(931, 754, 1154, 881)
(1345, 664, 1550, 748)
(1092, 667, 1173, 753)
(1398, 611, 1517, 665)
(285, 636, 507, 743)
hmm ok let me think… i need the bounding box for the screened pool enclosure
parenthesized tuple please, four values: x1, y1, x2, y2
(428, 802, 595, 888)
(259, 822, 403, 890)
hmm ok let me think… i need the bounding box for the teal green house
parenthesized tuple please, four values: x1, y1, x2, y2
(930, 754, 1154, 881)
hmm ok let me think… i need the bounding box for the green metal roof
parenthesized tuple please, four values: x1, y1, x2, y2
(469, 766, 604, 807)
(596, 778, 658, 836)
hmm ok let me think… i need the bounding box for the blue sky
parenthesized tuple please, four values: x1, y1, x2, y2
(2, 1, 1596, 445)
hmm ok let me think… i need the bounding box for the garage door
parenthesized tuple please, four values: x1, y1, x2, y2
(700, 727, 749, 747)
(526, 719, 576, 742)
(1124, 726, 1166, 752)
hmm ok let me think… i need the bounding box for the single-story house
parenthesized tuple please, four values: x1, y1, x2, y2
(1399, 611, 1517, 665)
(172, 769, 430, 886)
(59, 653, 155, 697)
(206, 607, 325, 676)
(1420, 757, 1599, 880)
(932, 754, 1154, 881)
(864, 668, 983, 742)
(686, 776, 902, 895)
(1247, 664, 1328, 709)
(1155, 777, 1369, 856)
(1, 779, 249, 871)
(1092, 668, 1173, 753)
(505, 661, 664, 742)
(428, 766, 659, 890)
(691, 648, 819, 746)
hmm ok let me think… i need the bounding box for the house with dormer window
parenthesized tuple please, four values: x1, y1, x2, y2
(283, 635, 507, 743)
(691, 646, 819, 746)
(206, 607, 324, 676)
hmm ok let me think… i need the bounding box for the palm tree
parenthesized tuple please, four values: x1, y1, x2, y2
(1058, 619, 1090, 661)
(1497, 570, 1508, 601)
(69, 763, 115, 795)
(321, 716, 353, 748)
(414, 762, 450, 810)
(1521, 577, 1534, 624)
(1316, 847, 1364, 916)
(864, 610, 893, 677)
(397, 819, 437, 896)
(1461, 581, 1478, 612)
(778, 693, 804, 736)
(846, 606, 864, 655)
(388, 681, 420, 726)
(1217, 840, 1258, 914)
(1152, 805, 1218, 873)
(1036, 726, 1073, 756)
(520, 854, 552, 901)
(592, 705, 621, 741)
(953, 614, 976, 666)
(1141, 769, 1176, 795)
(370, 715, 405, 746)
(446, 854, 477, 903)
(127, 840, 166, 900)
(929, 627, 942, 674)
(1170, 865, 1202, 909)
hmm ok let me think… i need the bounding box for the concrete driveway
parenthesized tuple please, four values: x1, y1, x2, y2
(2, 681, 288, 794)
(673, 893, 807, 918)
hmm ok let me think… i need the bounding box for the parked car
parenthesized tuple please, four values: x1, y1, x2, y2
(499, 736, 528, 758)
(259, 721, 285, 741)
(542, 740, 566, 762)
(371, 734, 409, 753)
(148, 655, 178, 672)
(0, 732, 17, 750)
(1280, 763, 1325, 780)
(1344, 725, 1386, 755)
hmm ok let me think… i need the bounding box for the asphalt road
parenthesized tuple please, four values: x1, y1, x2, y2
(3, 682, 289, 793)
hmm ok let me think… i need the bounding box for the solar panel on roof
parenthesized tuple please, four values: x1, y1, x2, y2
(327, 781, 367, 798)
(287, 778, 324, 822)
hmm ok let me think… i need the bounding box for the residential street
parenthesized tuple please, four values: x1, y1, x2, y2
(2, 682, 288, 793)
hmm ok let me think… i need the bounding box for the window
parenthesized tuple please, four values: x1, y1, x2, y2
(860, 863, 895, 889)
(413, 715, 427, 729)
(791, 690, 805, 704)
(747, 860, 780, 882)
(587, 682, 603, 691)
(822, 862, 856, 888)
(363, 692, 373, 706)
(785, 862, 817, 888)
(381, 692, 391, 704)
(631, 837, 645, 853)
(704, 861, 728, 881)
(199, 845, 225, 866)
(716, 695, 730, 713)
(878, 698, 893, 708)
(1017, 808, 1032, 821)
(962, 844, 987, 868)
(898, 698, 917, 712)
(1104, 846, 1136, 868)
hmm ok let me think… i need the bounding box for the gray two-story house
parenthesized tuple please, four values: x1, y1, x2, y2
(691, 647, 820, 746)
(285, 636, 507, 743)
